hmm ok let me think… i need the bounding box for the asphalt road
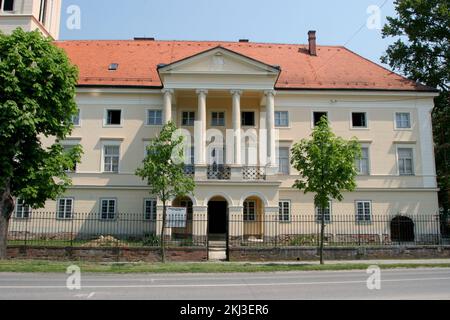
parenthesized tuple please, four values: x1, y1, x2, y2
(0, 268, 449, 300)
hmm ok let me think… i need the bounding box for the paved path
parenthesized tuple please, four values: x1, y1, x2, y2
(0, 268, 449, 300)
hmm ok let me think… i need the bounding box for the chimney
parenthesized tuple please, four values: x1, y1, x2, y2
(308, 30, 317, 56)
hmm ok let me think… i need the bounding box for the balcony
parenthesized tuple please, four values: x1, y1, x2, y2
(184, 165, 195, 177)
(207, 164, 231, 180)
(242, 166, 267, 181)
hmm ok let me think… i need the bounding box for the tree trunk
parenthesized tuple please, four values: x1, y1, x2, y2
(0, 183, 14, 260)
(319, 206, 326, 265)
(160, 201, 167, 263)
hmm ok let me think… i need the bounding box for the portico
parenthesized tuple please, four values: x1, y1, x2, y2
(157, 46, 281, 179)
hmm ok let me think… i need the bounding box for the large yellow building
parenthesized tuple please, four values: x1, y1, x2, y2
(2, 1, 440, 253)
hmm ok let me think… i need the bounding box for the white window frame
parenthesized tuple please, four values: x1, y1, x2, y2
(396, 146, 415, 176)
(277, 146, 291, 175)
(211, 111, 226, 127)
(350, 112, 369, 129)
(62, 144, 78, 173)
(279, 200, 291, 222)
(56, 198, 74, 220)
(394, 112, 412, 130)
(100, 198, 117, 220)
(102, 142, 121, 173)
(0, 0, 15, 12)
(355, 200, 372, 223)
(315, 201, 332, 223)
(275, 111, 289, 128)
(72, 108, 81, 127)
(146, 109, 163, 126)
(181, 110, 196, 127)
(311, 111, 329, 128)
(355, 145, 370, 176)
(15, 199, 31, 219)
(144, 198, 157, 221)
(103, 108, 123, 127)
(243, 200, 256, 221)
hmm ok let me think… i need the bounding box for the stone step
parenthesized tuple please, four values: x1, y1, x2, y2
(208, 250, 227, 261)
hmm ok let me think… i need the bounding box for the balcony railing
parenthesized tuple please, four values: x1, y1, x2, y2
(184, 165, 195, 177)
(243, 166, 267, 181)
(207, 164, 231, 180)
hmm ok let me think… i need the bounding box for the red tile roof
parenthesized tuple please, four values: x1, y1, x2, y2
(54, 40, 435, 91)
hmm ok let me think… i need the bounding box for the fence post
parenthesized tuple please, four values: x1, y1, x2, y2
(70, 213, 74, 247)
(24, 215, 29, 248)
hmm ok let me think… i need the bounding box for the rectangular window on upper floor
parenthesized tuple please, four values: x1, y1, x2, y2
(72, 109, 80, 126)
(275, 111, 289, 127)
(241, 112, 255, 126)
(352, 112, 367, 128)
(395, 112, 411, 129)
(147, 110, 162, 125)
(397, 147, 414, 176)
(277, 147, 290, 175)
(1, 0, 14, 12)
(105, 109, 122, 126)
(103, 145, 120, 173)
(182, 111, 195, 126)
(355, 147, 370, 175)
(211, 112, 225, 126)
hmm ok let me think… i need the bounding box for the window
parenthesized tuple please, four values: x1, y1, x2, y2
(39, 0, 47, 23)
(398, 148, 414, 175)
(241, 112, 255, 126)
(313, 112, 328, 126)
(62, 145, 77, 172)
(211, 112, 225, 126)
(57, 198, 73, 219)
(279, 201, 290, 222)
(275, 111, 289, 127)
(278, 147, 290, 175)
(72, 109, 80, 126)
(103, 145, 120, 173)
(243, 201, 256, 221)
(15, 199, 31, 219)
(105, 109, 121, 125)
(100, 199, 116, 220)
(355, 147, 369, 175)
(356, 201, 372, 222)
(315, 201, 331, 223)
(1, 0, 14, 12)
(147, 110, 162, 125)
(182, 111, 195, 126)
(352, 112, 367, 128)
(395, 112, 411, 129)
(144, 199, 157, 220)
(108, 63, 119, 71)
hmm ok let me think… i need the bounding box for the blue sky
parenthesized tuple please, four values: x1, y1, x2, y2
(60, 0, 398, 68)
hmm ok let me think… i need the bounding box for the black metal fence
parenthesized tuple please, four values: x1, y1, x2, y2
(7, 212, 444, 249)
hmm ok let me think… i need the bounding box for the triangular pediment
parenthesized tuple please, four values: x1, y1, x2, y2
(158, 46, 280, 76)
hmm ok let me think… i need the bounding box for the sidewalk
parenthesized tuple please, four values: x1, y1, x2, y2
(242, 258, 450, 266)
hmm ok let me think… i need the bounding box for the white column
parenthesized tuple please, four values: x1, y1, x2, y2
(265, 90, 276, 166)
(162, 89, 174, 124)
(196, 89, 208, 165)
(231, 90, 242, 165)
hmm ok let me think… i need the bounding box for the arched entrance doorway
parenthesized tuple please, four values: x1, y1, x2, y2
(391, 216, 415, 242)
(207, 196, 228, 241)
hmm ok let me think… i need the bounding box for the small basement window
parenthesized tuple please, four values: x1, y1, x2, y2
(108, 63, 119, 71)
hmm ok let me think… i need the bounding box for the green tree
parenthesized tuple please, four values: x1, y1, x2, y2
(136, 122, 195, 263)
(381, 0, 450, 222)
(0, 29, 81, 259)
(291, 117, 361, 264)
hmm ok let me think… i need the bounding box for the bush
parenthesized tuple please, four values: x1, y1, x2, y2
(142, 234, 160, 247)
(289, 235, 318, 246)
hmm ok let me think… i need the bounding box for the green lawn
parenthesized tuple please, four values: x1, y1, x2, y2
(0, 259, 449, 273)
